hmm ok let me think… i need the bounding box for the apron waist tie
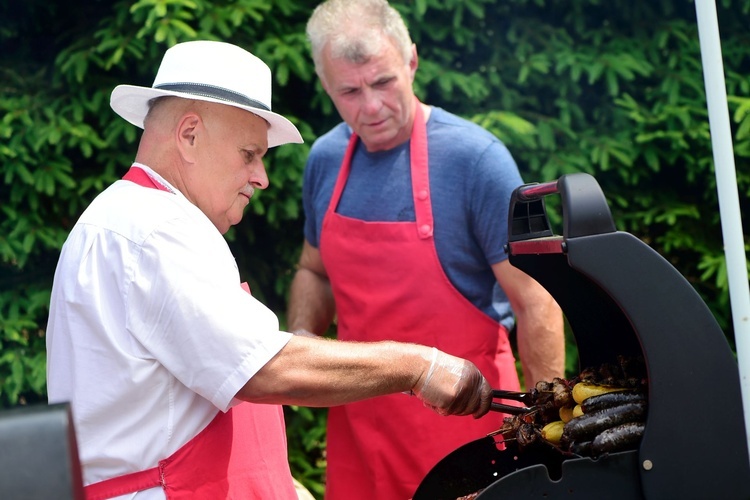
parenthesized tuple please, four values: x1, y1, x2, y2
(85, 466, 161, 500)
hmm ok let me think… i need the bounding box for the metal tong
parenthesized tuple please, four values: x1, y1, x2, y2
(490, 389, 535, 414)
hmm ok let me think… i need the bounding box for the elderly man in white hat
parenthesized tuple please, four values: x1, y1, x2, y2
(46, 40, 493, 499)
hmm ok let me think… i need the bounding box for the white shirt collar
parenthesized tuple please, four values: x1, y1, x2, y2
(131, 162, 177, 194)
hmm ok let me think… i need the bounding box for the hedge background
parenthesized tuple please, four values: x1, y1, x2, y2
(2, 0, 749, 496)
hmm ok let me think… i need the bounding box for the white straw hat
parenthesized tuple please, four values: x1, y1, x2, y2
(110, 40, 303, 148)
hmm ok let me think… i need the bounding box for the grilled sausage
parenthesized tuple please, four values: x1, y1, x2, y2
(590, 422, 646, 455)
(580, 391, 647, 414)
(569, 439, 593, 456)
(562, 402, 647, 442)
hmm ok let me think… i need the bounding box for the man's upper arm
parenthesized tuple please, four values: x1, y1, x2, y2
(298, 239, 328, 278)
(491, 259, 551, 312)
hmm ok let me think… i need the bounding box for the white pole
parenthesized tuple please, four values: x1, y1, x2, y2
(694, 0, 750, 454)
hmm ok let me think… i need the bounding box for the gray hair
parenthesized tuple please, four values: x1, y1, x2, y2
(306, 0, 413, 78)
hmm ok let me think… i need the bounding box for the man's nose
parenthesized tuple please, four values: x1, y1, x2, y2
(360, 88, 382, 115)
(251, 162, 269, 190)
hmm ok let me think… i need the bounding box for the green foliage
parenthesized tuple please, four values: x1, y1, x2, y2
(0, 287, 49, 406)
(284, 405, 328, 498)
(408, 0, 750, 342)
(2, 0, 750, 497)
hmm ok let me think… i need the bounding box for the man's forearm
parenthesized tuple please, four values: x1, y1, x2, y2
(287, 267, 336, 335)
(237, 336, 493, 418)
(239, 336, 425, 406)
(516, 302, 565, 387)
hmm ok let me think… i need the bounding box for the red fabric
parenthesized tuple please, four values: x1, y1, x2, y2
(85, 469, 160, 500)
(122, 165, 171, 192)
(85, 405, 296, 500)
(84, 167, 297, 499)
(161, 403, 296, 499)
(320, 101, 520, 500)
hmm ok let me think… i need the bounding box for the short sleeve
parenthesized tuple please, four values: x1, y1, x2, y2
(468, 141, 523, 266)
(125, 215, 292, 410)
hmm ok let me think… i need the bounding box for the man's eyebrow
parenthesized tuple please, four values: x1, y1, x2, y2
(333, 82, 359, 92)
(241, 143, 267, 155)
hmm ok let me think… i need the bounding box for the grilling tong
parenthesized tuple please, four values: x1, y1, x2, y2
(490, 389, 535, 414)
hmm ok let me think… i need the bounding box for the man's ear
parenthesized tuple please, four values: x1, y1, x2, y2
(408, 43, 418, 82)
(176, 113, 201, 163)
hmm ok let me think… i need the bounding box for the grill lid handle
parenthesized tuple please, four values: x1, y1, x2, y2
(509, 173, 616, 242)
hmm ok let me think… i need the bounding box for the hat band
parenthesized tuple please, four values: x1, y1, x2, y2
(154, 83, 271, 111)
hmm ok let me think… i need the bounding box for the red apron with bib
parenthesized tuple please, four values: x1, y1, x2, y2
(84, 166, 297, 500)
(320, 102, 520, 500)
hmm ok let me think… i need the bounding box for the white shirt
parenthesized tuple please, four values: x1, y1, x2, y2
(46, 165, 292, 497)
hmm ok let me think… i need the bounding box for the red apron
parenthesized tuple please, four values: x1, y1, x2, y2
(320, 102, 520, 500)
(84, 166, 297, 500)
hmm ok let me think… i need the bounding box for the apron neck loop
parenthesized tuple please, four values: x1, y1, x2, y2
(329, 98, 434, 240)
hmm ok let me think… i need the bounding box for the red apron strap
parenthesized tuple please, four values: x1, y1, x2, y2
(410, 100, 433, 239)
(327, 130, 360, 218)
(122, 165, 171, 192)
(85, 468, 161, 500)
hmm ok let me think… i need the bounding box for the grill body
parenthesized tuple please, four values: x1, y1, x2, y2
(414, 173, 750, 499)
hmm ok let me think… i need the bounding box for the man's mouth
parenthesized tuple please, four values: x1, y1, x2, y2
(367, 120, 386, 128)
(240, 187, 254, 200)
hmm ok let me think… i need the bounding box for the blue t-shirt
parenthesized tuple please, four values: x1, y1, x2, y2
(302, 107, 523, 330)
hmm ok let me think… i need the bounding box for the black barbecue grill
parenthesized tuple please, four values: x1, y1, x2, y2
(414, 172, 750, 499)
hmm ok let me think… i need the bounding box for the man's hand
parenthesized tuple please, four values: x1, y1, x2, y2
(413, 348, 493, 418)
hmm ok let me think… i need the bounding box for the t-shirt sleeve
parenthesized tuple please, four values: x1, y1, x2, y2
(124, 216, 292, 411)
(302, 124, 352, 249)
(469, 140, 524, 266)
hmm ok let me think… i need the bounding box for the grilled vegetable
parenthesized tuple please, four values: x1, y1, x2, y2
(572, 382, 628, 404)
(562, 402, 646, 442)
(590, 422, 645, 455)
(559, 406, 575, 423)
(541, 420, 565, 444)
(581, 391, 647, 414)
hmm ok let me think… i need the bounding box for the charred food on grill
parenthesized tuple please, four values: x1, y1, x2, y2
(496, 356, 648, 457)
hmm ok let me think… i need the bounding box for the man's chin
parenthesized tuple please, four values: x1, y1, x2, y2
(357, 126, 406, 152)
